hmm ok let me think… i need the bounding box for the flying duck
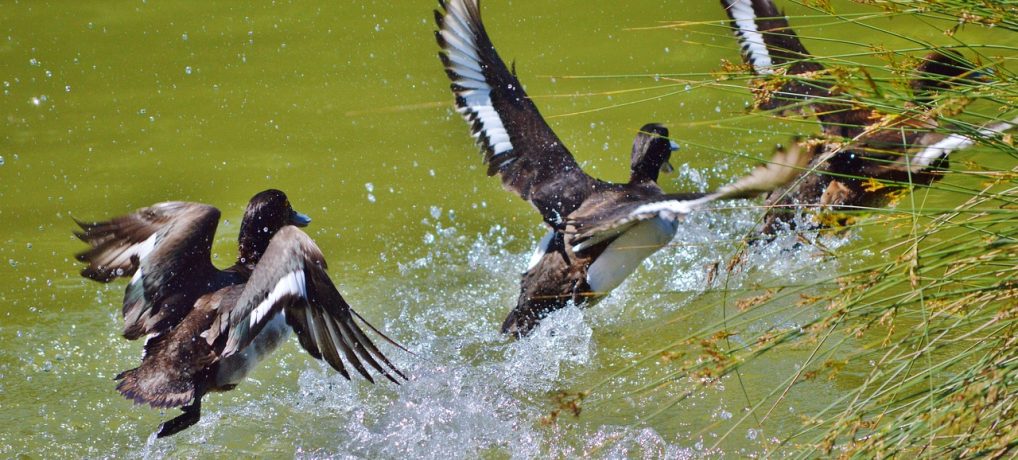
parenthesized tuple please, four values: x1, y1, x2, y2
(75, 190, 405, 437)
(720, 0, 1013, 235)
(435, 0, 808, 336)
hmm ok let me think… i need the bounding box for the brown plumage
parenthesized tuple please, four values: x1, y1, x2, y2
(75, 190, 404, 438)
(721, 0, 1001, 236)
(436, 0, 697, 336)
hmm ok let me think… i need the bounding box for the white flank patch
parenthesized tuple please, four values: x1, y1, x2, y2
(442, 2, 514, 157)
(216, 313, 289, 387)
(249, 270, 306, 328)
(586, 217, 680, 293)
(725, 0, 774, 74)
(526, 230, 556, 271)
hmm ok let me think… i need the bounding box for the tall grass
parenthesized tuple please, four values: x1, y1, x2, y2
(567, 0, 1018, 457)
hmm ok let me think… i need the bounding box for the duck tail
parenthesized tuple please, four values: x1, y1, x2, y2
(115, 366, 196, 409)
(501, 307, 545, 338)
(114, 332, 213, 409)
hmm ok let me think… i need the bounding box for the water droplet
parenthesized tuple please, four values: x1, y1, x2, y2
(184, 66, 193, 75)
(181, 32, 188, 41)
(430, 206, 442, 220)
(715, 106, 721, 113)
(366, 193, 376, 203)
(364, 182, 374, 192)
(0, 156, 5, 166)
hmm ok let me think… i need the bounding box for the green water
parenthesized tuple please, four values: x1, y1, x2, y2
(0, 0, 1012, 457)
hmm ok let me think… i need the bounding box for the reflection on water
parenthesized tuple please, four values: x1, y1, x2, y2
(0, 0, 1007, 457)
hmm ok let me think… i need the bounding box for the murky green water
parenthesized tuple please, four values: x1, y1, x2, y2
(1, 1, 1012, 457)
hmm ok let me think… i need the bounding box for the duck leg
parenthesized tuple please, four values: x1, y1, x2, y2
(155, 396, 203, 438)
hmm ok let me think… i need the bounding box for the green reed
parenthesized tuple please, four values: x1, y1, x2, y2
(564, 0, 1018, 457)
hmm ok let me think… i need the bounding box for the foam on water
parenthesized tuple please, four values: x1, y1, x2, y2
(240, 207, 844, 458)
(4, 198, 852, 458)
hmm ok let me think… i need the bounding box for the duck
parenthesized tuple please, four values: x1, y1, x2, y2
(435, 0, 809, 336)
(720, 0, 1014, 235)
(74, 189, 405, 437)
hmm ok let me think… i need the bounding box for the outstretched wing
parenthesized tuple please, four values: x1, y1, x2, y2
(721, 0, 821, 75)
(569, 143, 811, 252)
(903, 115, 1018, 171)
(721, 0, 857, 130)
(75, 202, 221, 339)
(435, 0, 595, 226)
(212, 226, 404, 384)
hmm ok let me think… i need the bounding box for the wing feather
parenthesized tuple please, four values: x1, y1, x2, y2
(215, 226, 404, 383)
(569, 143, 811, 252)
(74, 202, 221, 339)
(435, 0, 596, 225)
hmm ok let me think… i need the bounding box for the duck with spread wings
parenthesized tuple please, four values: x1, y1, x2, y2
(436, 0, 809, 336)
(720, 0, 1013, 235)
(75, 190, 406, 437)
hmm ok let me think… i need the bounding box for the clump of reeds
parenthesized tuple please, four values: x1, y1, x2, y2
(566, 0, 1018, 457)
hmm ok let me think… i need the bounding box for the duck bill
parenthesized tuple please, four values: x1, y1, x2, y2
(661, 140, 679, 173)
(969, 69, 994, 83)
(290, 210, 312, 227)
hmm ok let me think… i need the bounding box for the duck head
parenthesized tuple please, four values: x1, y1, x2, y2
(910, 50, 991, 104)
(629, 123, 679, 183)
(237, 189, 311, 266)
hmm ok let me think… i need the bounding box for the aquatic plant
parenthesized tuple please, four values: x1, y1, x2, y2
(574, 0, 1018, 456)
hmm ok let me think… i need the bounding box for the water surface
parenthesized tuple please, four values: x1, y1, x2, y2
(0, 1, 1011, 457)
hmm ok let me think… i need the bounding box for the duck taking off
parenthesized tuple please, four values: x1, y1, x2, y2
(75, 190, 405, 437)
(435, 0, 810, 336)
(720, 0, 1013, 236)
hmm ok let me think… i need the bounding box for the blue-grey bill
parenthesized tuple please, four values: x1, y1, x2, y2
(291, 210, 312, 227)
(660, 140, 679, 173)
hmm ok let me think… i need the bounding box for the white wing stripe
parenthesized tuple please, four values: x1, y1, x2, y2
(631, 197, 710, 219)
(441, 1, 515, 158)
(249, 270, 306, 328)
(912, 116, 1018, 169)
(911, 134, 972, 168)
(444, 50, 482, 74)
(726, 0, 774, 74)
(440, 30, 479, 62)
(118, 232, 157, 285)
